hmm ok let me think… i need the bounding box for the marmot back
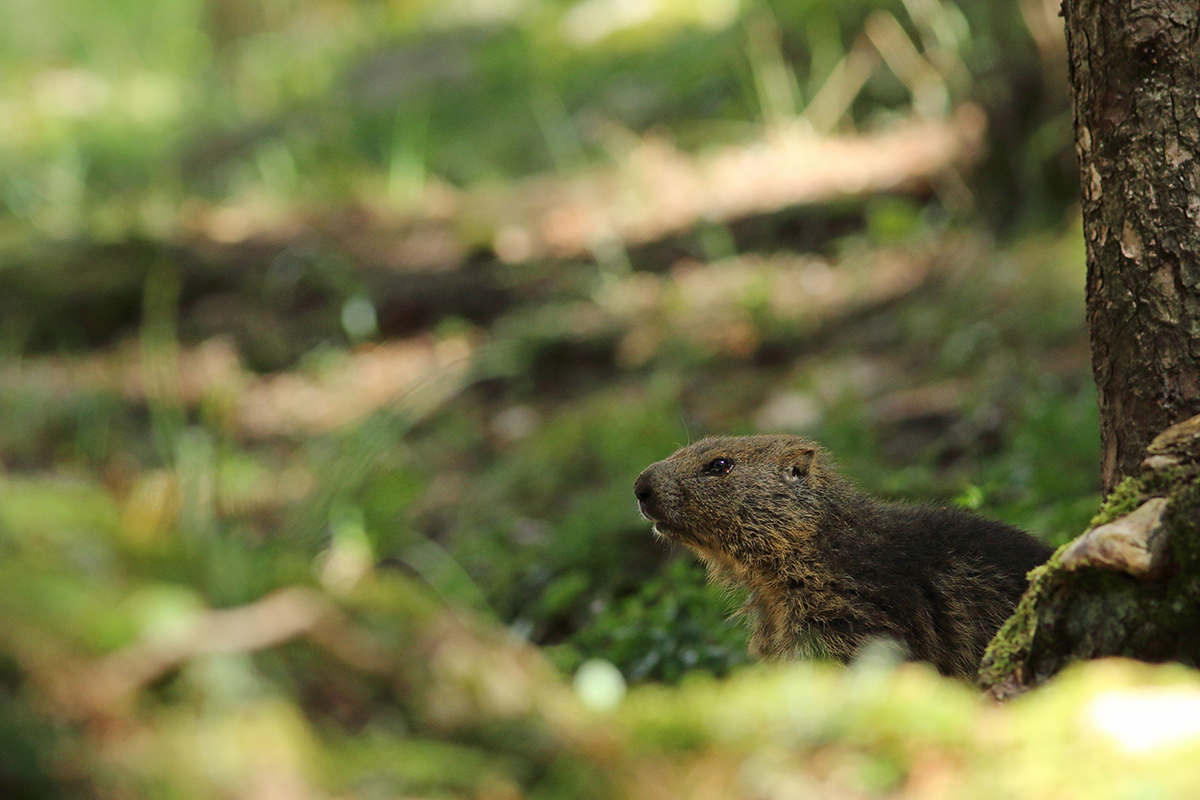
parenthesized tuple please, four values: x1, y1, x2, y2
(633, 435, 1052, 679)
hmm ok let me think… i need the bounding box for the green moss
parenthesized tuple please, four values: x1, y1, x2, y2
(979, 554, 1063, 690)
(1165, 472, 1200, 572)
(1087, 475, 1149, 527)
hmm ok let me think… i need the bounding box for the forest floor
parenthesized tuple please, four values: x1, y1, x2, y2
(8, 2, 1193, 796)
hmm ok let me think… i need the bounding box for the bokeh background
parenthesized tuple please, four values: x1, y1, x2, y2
(8, 0, 1198, 797)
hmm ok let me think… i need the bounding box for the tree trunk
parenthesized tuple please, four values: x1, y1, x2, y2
(980, 1, 1200, 697)
(1069, 0, 1200, 493)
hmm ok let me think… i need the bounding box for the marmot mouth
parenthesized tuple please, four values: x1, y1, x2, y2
(640, 505, 704, 545)
(651, 522, 702, 546)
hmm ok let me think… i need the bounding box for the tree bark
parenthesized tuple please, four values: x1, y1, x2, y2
(1068, 0, 1200, 493)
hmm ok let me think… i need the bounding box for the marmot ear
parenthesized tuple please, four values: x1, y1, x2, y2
(783, 448, 816, 485)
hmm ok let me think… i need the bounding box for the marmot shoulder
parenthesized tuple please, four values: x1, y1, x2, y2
(633, 434, 1052, 679)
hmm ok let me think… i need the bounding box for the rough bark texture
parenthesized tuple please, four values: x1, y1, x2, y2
(980, 415, 1200, 698)
(1067, 0, 1200, 492)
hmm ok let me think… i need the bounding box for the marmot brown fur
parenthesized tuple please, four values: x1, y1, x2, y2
(633, 435, 1052, 679)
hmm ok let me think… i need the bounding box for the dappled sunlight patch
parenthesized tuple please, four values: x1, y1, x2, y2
(1, 333, 474, 438)
(119, 469, 181, 547)
(6, 68, 185, 133)
(486, 106, 986, 262)
(202, 192, 305, 246)
(0, 336, 244, 411)
(559, 0, 740, 47)
(1087, 686, 1200, 754)
(30, 68, 111, 121)
(0, 474, 122, 545)
(138, 696, 320, 800)
(238, 335, 473, 436)
(595, 245, 937, 364)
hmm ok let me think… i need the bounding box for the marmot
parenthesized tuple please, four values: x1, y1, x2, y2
(633, 435, 1052, 679)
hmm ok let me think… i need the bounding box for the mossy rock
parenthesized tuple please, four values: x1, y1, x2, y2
(981, 415, 1200, 698)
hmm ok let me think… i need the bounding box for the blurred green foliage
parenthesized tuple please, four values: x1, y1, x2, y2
(0, 0, 1136, 795)
(555, 557, 751, 681)
(1, 0, 1073, 244)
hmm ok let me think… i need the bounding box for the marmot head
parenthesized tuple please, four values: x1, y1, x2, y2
(633, 435, 830, 564)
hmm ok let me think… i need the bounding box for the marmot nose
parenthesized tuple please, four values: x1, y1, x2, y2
(634, 468, 658, 515)
(634, 471, 654, 505)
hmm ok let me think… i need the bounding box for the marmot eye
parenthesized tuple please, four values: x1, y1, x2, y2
(702, 457, 734, 476)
